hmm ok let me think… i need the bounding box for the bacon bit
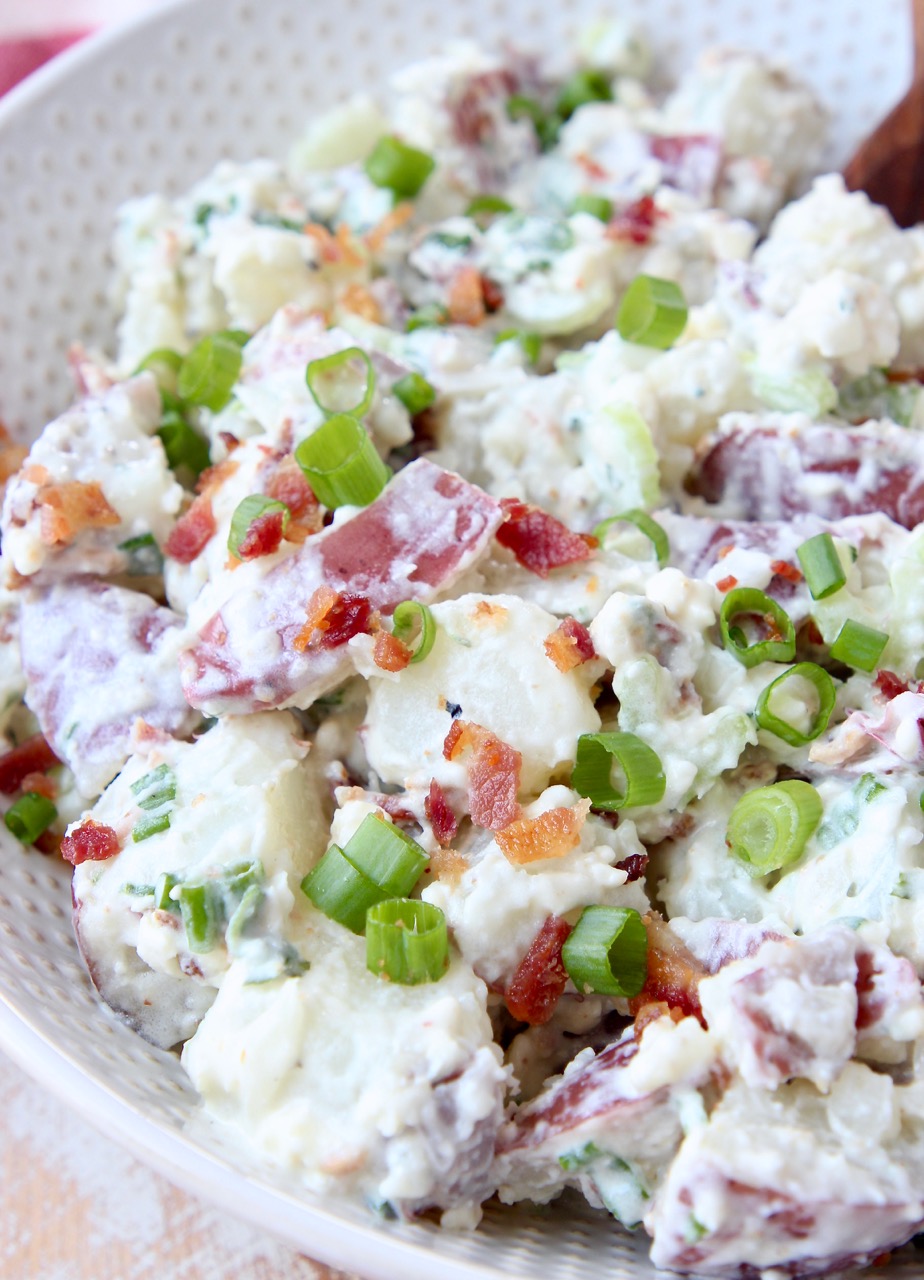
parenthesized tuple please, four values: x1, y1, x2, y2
(218, 431, 241, 453)
(195, 458, 239, 496)
(164, 494, 215, 563)
(19, 771, 57, 800)
(871, 1253, 893, 1269)
(716, 543, 735, 560)
(505, 915, 573, 1025)
(447, 266, 486, 326)
(633, 1000, 685, 1038)
(334, 222, 364, 267)
(443, 719, 522, 831)
(302, 222, 341, 263)
(805, 618, 824, 646)
(425, 779, 458, 846)
(496, 798, 591, 864)
(875, 670, 910, 701)
(628, 914, 707, 1026)
(364, 201, 415, 254)
(480, 275, 504, 312)
(616, 851, 648, 882)
(715, 574, 738, 593)
(543, 616, 596, 672)
(60, 818, 121, 866)
(33, 828, 62, 856)
(428, 845, 468, 883)
(264, 455, 323, 543)
(770, 559, 802, 584)
(373, 630, 413, 672)
(496, 497, 594, 578)
(607, 194, 663, 245)
(575, 151, 608, 182)
(292, 585, 372, 652)
(37, 480, 120, 547)
(23, 463, 49, 485)
(338, 282, 383, 324)
(237, 509, 287, 560)
(0, 735, 60, 794)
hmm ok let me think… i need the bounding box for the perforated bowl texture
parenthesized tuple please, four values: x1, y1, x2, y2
(0, 0, 921, 1276)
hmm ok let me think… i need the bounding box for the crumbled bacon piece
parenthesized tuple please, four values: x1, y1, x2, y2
(496, 497, 595, 578)
(264, 455, 322, 544)
(373, 630, 413, 672)
(0, 425, 27, 490)
(633, 1000, 686, 1038)
(164, 494, 215, 563)
(37, 480, 120, 547)
(339, 282, 383, 324)
(451, 67, 517, 146)
(425, 779, 458, 846)
(237, 509, 287, 560)
(616, 852, 649, 882)
(543, 616, 596, 672)
(19, 771, 57, 800)
(628, 914, 707, 1026)
(0, 735, 60, 794)
(447, 266, 486, 326)
(770, 559, 802, 584)
(716, 574, 737, 593)
(608, 194, 663, 245)
(480, 276, 505, 312)
(292, 585, 373, 652)
(364, 202, 414, 254)
(303, 222, 341, 263)
(875, 670, 910, 701)
(505, 915, 573, 1025)
(196, 458, 239, 496)
(443, 719, 522, 830)
(496, 798, 591, 864)
(60, 819, 121, 866)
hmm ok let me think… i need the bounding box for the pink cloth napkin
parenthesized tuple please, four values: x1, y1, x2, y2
(0, 31, 90, 97)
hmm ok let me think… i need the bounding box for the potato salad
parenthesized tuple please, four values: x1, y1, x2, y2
(6, 20, 924, 1277)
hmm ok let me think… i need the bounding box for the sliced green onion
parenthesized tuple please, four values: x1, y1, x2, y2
(177, 331, 244, 413)
(751, 367, 838, 418)
(223, 329, 250, 347)
(227, 494, 291, 558)
(305, 347, 376, 418)
(130, 763, 177, 811)
(295, 413, 390, 509)
(616, 275, 687, 349)
(301, 843, 386, 934)
(157, 410, 211, 477)
(494, 328, 542, 365)
(856, 772, 886, 804)
(755, 662, 836, 747)
(726, 780, 822, 876)
(465, 194, 514, 219)
(405, 303, 448, 332)
(366, 898, 449, 985)
(796, 533, 846, 600)
(222, 858, 264, 899)
(118, 532, 164, 576)
(505, 95, 561, 150)
(720, 587, 796, 668)
(390, 600, 437, 664)
(571, 732, 666, 811)
(561, 905, 647, 998)
(131, 811, 171, 843)
(155, 871, 180, 913)
(342, 813, 428, 896)
(4, 793, 57, 845)
(555, 68, 613, 120)
(121, 882, 156, 898)
(225, 882, 264, 950)
(593, 509, 669, 568)
(830, 619, 889, 672)
(392, 372, 436, 416)
(571, 194, 613, 222)
(364, 135, 435, 199)
(427, 231, 473, 251)
(135, 347, 183, 396)
(177, 881, 223, 953)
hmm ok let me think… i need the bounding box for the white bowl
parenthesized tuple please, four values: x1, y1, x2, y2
(0, 1, 919, 1277)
